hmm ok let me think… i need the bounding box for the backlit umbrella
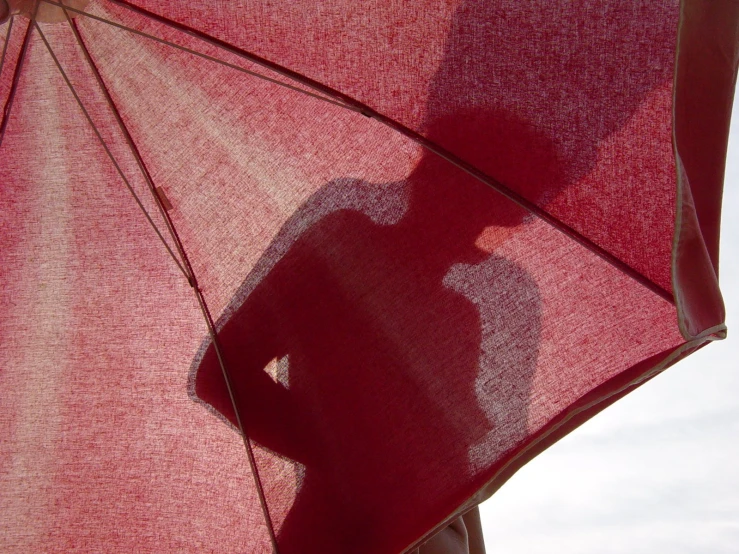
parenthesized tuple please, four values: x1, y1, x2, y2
(1, 0, 737, 552)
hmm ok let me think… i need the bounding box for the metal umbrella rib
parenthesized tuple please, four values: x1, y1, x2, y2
(35, 12, 282, 550)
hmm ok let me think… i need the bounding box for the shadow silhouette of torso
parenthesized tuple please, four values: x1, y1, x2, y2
(191, 0, 679, 551)
(195, 139, 523, 552)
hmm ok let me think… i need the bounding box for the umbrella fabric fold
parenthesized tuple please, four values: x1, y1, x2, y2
(1, 0, 736, 552)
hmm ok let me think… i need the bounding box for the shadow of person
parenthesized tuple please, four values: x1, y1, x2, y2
(192, 109, 558, 553)
(191, 0, 679, 551)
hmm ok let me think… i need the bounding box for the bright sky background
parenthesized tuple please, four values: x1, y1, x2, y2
(480, 94, 739, 553)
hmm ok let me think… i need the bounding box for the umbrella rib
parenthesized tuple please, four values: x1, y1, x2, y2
(40, 0, 360, 114)
(62, 9, 192, 284)
(57, 8, 281, 549)
(0, 17, 31, 148)
(62, 17, 282, 545)
(34, 21, 190, 280)
(192, 280, 282, 554)
(100, 0, 676, 304)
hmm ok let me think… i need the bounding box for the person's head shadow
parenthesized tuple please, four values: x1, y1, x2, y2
(398, 107, 564, 248)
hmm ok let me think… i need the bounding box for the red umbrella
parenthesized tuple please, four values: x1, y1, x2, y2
(1, 0, 737, 552)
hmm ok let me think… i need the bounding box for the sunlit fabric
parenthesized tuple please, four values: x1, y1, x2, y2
(1, 0, 737, 552)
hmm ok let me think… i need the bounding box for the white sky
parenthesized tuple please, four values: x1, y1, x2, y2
(480, 94, 739, 553)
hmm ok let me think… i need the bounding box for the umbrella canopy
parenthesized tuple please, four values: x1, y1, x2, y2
(1, 0, 737, 552)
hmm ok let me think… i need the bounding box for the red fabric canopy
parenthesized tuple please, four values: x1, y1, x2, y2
(1, 0, 737, 552)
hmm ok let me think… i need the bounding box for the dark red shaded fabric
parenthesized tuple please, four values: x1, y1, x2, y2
(0, 1, 735, 552)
